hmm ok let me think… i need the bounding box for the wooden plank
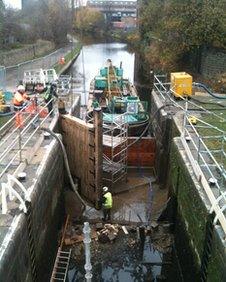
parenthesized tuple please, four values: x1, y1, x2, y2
(94, 109, 103, 204)
(103, 135, 125, 148)
(60, 114, 100, 204)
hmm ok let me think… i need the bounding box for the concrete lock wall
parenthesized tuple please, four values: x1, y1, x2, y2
(0, 40, 55, 67)
(0, 138, 64, 282)
(170, 138, 226, 281)
(151, 90, 226, 280)
(150, 93, 180, 187)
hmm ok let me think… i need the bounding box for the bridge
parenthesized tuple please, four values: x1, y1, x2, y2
(87, 0, 137, 21)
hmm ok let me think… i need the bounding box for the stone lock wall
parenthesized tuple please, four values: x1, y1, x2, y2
(170, 138, 226, 281)
(150, 92, 181, 188)
(31, 139, 64, 281)
(151, 90, 226, 280)
(0, 139, 64, 282)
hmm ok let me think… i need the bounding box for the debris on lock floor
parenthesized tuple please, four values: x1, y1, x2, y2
(64, 220, 180, 282)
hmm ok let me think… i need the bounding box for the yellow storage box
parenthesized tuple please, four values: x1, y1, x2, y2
(171, 72, 193, 98)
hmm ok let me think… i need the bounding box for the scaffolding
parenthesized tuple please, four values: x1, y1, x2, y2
(102, 112, 128, 188)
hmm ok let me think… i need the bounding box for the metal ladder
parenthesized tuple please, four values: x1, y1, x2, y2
(50, 248, 71, 282)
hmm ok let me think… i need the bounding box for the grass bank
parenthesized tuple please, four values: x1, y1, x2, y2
(54, 43, 82, 74)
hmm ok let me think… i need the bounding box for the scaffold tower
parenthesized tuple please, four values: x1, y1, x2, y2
(102, 112, 128, 188)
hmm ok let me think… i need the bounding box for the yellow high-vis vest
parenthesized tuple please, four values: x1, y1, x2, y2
(103, 192, 112, 209)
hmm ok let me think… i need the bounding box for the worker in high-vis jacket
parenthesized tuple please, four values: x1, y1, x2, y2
(13, 85, 30, 111)
(102, 186, 113, 221)
(41, 82, 58, 116)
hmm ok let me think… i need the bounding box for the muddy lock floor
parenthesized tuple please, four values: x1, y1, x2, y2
(65, 222, 178, 282)
(64, 173, 182, 281)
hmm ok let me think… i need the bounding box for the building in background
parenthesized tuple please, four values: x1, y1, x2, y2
(87, 0, 137, 28)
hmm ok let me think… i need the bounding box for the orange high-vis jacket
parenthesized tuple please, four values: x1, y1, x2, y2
(13, 92, 29, 106)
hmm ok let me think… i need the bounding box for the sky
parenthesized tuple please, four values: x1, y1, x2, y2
(4, 0, 21, 9)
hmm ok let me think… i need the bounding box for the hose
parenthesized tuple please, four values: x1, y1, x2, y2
(193, 82, 226, 100)
(40, 127, 86, 210)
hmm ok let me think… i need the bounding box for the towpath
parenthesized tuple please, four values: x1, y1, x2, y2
(5, 43, 75, 91)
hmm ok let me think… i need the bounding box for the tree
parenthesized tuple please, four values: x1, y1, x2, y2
(48, 0, 71, 45)
(139, 0, 226, 71)
(74, 7, 105, 34)
(22, 0, 71, 45)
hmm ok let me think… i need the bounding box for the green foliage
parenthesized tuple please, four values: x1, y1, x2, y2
(139, 0, 226, 71)
(74, 7, 105, 34)
(22, 0, 71, 45)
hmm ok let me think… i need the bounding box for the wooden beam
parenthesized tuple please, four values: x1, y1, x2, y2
(94, 108, 103, 206)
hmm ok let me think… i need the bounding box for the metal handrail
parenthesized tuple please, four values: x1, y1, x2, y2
(0, 103, 38, 147)
(154, 75, 226, 234)
(0, 99, 52, 161)
(154, 75, 225, 122)
(0, 99, 55, 181)
(184, 118, 226, 185)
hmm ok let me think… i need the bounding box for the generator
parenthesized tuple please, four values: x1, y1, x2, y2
(171, 72, 193, 98)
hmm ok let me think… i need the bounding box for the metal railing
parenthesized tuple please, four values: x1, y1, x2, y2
(0, 98, 55, 183)
(154, 75, 226, 235)
(4, 43, 76, 91)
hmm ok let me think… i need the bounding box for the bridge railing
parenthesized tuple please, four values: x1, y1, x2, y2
(154, 75, 226, 235)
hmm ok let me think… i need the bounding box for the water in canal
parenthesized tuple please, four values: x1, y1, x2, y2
(69, 42, 135, 106)
(66, 41, 183, 281)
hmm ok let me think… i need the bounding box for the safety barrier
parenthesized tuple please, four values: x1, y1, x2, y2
(0, 98, 55, 183)
(4, 42, 77, 91)
(154, 75, 226, 235)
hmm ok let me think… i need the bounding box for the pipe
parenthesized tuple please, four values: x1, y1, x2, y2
(193, 82, 226, 100)
(83, 222, 92, 281)
(40, 127, 86, 210)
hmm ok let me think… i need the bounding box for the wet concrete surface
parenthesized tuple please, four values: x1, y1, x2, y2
(83, 169, 168, 225)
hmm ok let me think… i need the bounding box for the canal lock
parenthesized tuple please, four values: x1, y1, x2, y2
(50, 42, 188, 282)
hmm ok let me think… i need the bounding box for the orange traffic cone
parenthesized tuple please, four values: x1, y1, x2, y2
(59, 57, 65, 65)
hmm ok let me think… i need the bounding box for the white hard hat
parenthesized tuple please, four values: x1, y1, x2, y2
(17, 85, 25, 92)
(103, 186, 108, 192)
